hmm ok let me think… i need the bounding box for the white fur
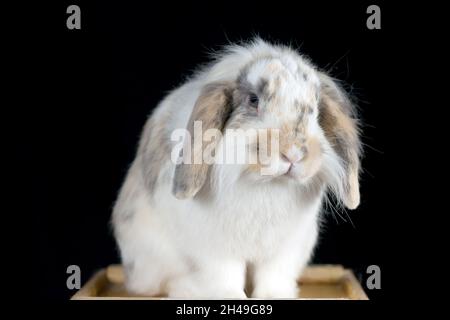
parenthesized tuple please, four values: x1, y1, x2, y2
(112, 39, 347, 298)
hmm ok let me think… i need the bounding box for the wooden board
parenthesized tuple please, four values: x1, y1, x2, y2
(71, 264, 368, 300)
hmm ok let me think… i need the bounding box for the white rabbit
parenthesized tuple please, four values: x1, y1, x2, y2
(112, 39, 361, 298)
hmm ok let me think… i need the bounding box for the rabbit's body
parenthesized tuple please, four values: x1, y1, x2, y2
(113, 39, 361, 298)
(114, 157, 321, 298)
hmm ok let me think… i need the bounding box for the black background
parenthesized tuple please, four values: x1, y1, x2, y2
(19, 0, 417, 301)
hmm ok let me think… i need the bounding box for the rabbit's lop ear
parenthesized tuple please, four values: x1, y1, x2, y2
(318, 73, 362, 209)
(172, 81, 234, 200)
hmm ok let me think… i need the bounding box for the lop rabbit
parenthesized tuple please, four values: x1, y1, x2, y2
(112, 39, 361, 298)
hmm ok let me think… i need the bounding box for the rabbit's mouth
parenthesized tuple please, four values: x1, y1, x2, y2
(241, 161, 310, 185)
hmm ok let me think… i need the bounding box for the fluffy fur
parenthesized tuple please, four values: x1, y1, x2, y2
(112, 39, 361, 298)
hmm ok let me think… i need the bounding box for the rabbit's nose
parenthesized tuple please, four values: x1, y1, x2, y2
(281, 146, 306, 163)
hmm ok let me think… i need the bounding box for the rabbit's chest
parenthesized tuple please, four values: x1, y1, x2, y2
(167, 182, 323, 259)
(210, 187, 322, 258)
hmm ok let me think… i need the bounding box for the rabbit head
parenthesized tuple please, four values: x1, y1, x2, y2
(172, 48, 361, 210)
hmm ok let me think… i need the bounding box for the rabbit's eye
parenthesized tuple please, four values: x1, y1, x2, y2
(248, 93, 259, 108)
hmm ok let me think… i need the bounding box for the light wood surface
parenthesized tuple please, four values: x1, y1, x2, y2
(72, 264, 368, 300)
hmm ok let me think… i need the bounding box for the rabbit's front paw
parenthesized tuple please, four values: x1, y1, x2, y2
(167, 272, 247, 299)
(168, 284, 247, 299)
(251, 281, 299, 299)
